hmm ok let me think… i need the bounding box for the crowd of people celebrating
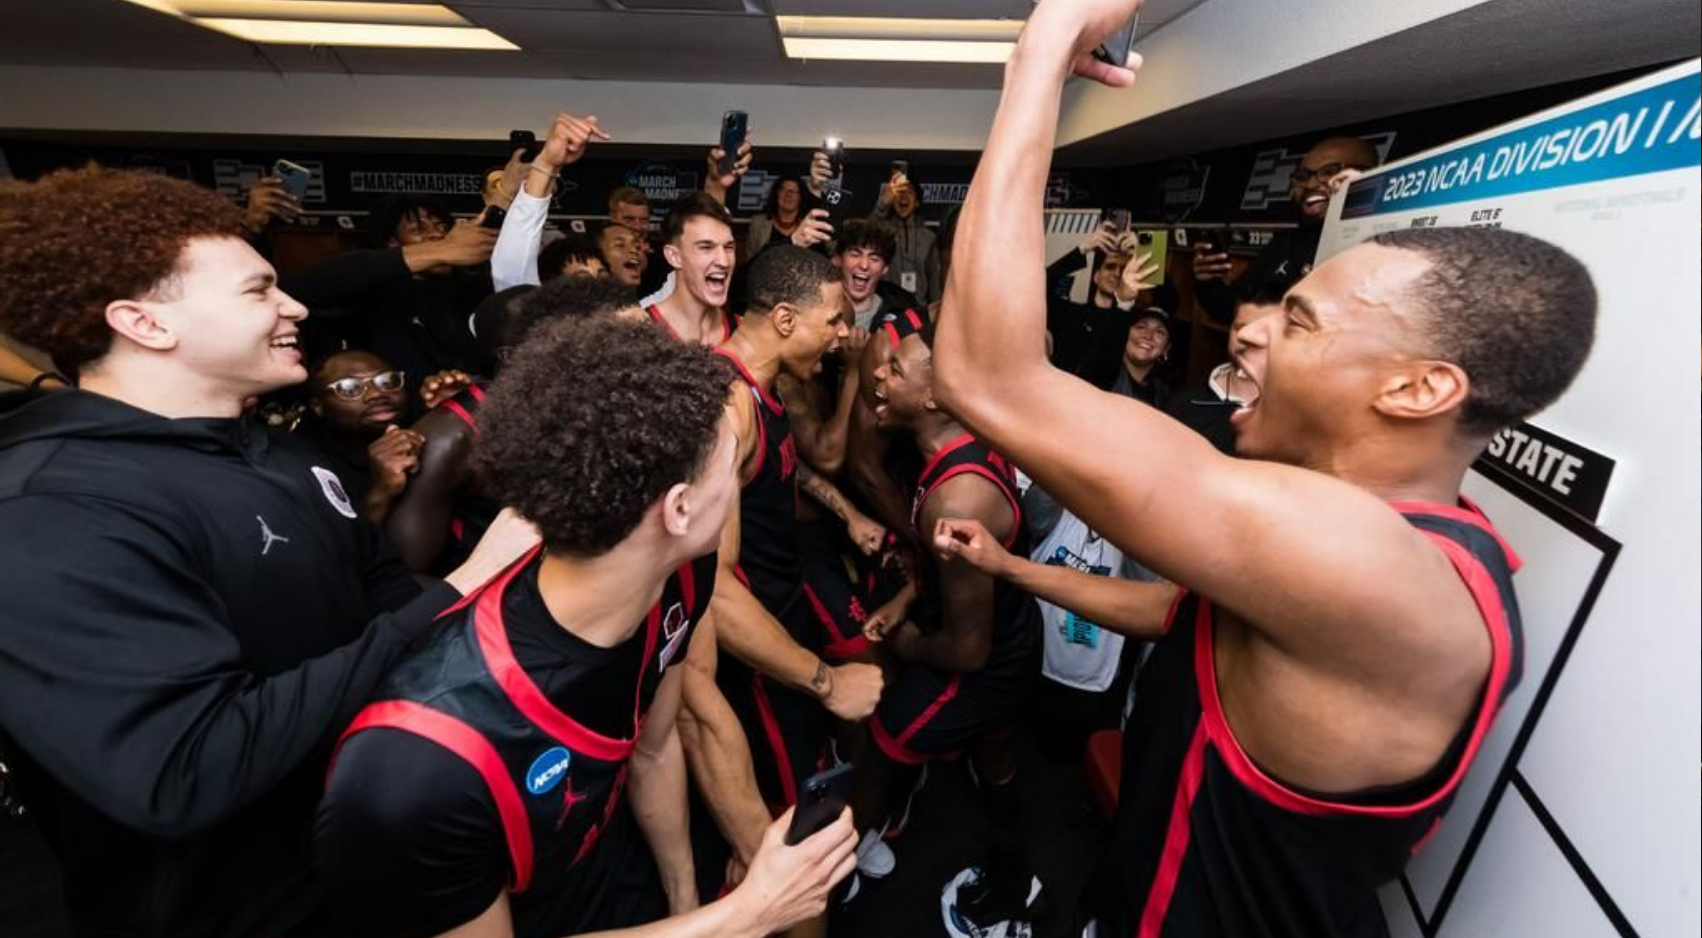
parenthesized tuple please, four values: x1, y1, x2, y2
(0, 2, 1599, 937)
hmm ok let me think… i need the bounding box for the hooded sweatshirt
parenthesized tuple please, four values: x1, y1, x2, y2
(0, 389, 456, 938)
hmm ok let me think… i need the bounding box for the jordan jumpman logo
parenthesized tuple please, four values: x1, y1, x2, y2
(257, 515, 291, 556)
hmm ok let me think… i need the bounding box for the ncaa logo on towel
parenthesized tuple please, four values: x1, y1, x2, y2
(311, 466, 359, 520)
(526, 746, 573, 796)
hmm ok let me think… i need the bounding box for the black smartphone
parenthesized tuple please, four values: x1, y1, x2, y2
(891, 159, 909, 179)
(820, 183, 852, 231)
(272, 159, 312, 202)
(718, 110, 748, 175)
(509, 129, 540, 163)
(479, 205, 508, 230)
(786, 763, 855, 846)
(823, 137, 845, 179)
(1093, 10, 1142, 68)
(1191, 227, 1224, 256)
(1104, 208, 1132, 235)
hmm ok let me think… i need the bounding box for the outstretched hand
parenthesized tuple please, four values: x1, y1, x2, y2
(1022, 0, 1148, 88)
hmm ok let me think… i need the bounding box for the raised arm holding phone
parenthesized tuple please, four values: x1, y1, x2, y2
(932, 1, 1595, 935)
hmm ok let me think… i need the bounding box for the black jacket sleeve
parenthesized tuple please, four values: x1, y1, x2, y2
(0, 494, 457, 839)
(279, 248, 412, 314)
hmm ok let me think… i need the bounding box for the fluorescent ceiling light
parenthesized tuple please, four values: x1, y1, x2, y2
(116, 0, 517, 49)
(775, 15, 1024, 64)
(196, 18, 517, 48)
(169, 1, 466, 25)
(782, 37, 1014, 64)
(775, 16, 1024, 42)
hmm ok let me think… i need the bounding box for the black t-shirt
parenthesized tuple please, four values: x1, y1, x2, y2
(314, 561, 688, 938)
(1165, 374, 1240, 455)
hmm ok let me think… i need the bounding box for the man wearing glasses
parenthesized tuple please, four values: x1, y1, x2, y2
(300, 350, 424, 526)
(1192, 137, 1381, 323)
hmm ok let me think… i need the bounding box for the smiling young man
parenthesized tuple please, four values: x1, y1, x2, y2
(315, 316, 858, 938)
(0, 166, 535, 938)
(833, 219, 898, 332)
(931, 3, 1597, 936)
(646, 193, 738, 346)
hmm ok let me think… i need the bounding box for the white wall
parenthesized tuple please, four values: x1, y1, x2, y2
(0, 65, 1000, 151)
(1318, 60, 1701, 938)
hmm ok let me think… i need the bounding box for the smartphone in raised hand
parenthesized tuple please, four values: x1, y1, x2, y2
(508, 129, 540, 163)
(823, 137, 846, 180)
(717, 110, 748, 175)
(272, 159, 312, 202)
(1092, 10, 1141, 68)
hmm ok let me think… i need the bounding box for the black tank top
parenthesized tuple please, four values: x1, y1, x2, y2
(715, 349, 803, 618)
(434, 382, 502, 574)
(330, 549, 715, 896)
(910, 434, 1040, 673)
(1106, 500, 1524, 938)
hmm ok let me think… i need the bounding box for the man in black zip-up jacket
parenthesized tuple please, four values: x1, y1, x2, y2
(0, 167, 534, 938)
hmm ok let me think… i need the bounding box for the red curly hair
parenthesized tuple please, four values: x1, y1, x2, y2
(0, 165, 245, 368)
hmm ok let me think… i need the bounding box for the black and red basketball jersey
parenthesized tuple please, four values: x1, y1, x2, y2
(330, 549, 714, 897)
(715, 349, 803, 617)
(909, 434, 1040, 673)
(434, 382, 502, 573)
(647, 304, 735, 345)
(1106, 500, 1524, 938)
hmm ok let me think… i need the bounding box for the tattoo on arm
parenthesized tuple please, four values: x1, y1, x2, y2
(798, 464, 850, 521)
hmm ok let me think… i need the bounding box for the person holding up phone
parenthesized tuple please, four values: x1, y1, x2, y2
(871, 156, 941, 305)
(317, 317, 858, 938)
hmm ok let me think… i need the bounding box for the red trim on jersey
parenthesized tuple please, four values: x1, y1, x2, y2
(905, 308, 923, 331)
(648, 304, 733, 345)
(870, 714, 925, 766)
(822, 635, 872, 662)
(334, 701, 537, 894)
(872, 673, 964, 763)
(647, 304, 681, 341)
(1192, 525, 1516, 818)
(751, 674, 800, 805)
(801, 582, 850, 645)
(1390, 499, 1523, 572)
(676, 560, 699, 615)
(920, 463, 1022, 550)
(473, 560, 640, 763)
(1135, 722, 1210, 938)
(442, 399, 477, 434)
(467, 384, 488, 404)
(714, 348, 784, 415)
(1159, 587, 1187, 639)
(914, 434, 978, 485)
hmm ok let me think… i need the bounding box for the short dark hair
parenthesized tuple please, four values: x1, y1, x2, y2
(475, 317, 732, 557)
(538, 232, 604, 282)
(745, 245, 839, 316)
(835, 219, 897, 263)
(1369, 227, 1596, 433)
(0, 165, 245, 369)
(1234, 273, 1297, 308)
(608, 186, 649, 212)
(367, 194, 455, 248)
(663, 191, 734, 244)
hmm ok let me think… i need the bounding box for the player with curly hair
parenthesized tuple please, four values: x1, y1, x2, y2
(316, 315, 858, 938)
(0, 165, 537, 938)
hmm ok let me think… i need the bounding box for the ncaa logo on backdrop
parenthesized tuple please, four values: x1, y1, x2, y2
(526, 746, 573, 796)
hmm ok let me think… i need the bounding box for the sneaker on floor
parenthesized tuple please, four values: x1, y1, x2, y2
(882, 762, 930, 841)
(940, 866, 1043, 938)
(855, 828, 896, 879)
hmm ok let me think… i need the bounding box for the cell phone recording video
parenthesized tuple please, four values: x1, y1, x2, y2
(1093, 10, 1142, 68)
(718, 110, 748, 175)
(508, 129, 541, 163)
(823, 137, 846, 180)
